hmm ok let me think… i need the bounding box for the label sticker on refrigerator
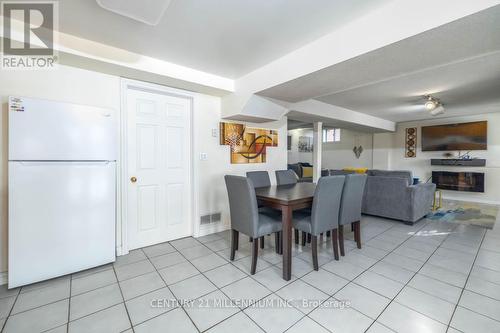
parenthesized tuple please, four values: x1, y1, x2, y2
(10, 97, 25, 112)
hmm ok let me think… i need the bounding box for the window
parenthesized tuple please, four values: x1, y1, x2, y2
(322, 128, 341, 143)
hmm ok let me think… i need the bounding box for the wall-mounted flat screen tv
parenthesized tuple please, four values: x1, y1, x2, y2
(421, 121, 487, 151)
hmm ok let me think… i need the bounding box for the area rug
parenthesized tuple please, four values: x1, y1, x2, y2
(427, 199, 499, 229)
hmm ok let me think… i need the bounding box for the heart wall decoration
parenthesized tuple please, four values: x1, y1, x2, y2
(353, 146, 363, 159)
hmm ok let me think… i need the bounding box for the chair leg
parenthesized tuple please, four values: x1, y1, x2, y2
(294, 229, 299, 245)
(332, 228, 339, 261)
(312, 235, 319, 271)
(351, 223, 354, 232)
(338, 225, 345, 256)
(275, 232, 280, 254)
(326, 230, 331, 238)
(307, 233, 311, 244)
(301, 231, 306, 246)
(230, 229, 238, 261)
(249, 237, 253, 242)
(260, 236, 265, 249)
(354, 221, 361, 249)
(251, 239, 259, 275)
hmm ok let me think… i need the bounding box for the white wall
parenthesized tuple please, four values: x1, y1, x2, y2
(287, 128, 313, 164)
(287, 128, 373, 169)
(0, 66, 121, 283)
(193, 97, 287, 235)
(373, 113, 500, 204)
(0, 65, 287, 283)
(322, 130, 373, 170)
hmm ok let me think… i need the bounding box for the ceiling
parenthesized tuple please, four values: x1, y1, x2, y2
(316, 52, 500, 123)
(287, 119, 312, 130)
(259, 5, 500, 123)
(58, 0, 390, 78)
(286, 111, 385, 133)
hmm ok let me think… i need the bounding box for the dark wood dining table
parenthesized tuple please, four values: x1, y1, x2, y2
(255, 182, 316, 281)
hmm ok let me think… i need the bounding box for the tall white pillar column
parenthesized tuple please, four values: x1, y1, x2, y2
(313, 122, 323, 183)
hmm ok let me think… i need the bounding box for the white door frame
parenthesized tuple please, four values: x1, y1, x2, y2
(118, 78, 196, 255)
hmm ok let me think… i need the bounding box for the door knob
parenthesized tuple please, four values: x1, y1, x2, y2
(130, 176, 137, 183)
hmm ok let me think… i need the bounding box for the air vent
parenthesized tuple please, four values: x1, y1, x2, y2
(211, 213, 221, 223)
(200, 212, 222, 225)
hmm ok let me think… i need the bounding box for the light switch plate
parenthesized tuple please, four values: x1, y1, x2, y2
(200, 153, 208, 161)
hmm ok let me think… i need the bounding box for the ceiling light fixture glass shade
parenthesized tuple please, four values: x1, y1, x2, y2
(424, 97, 438, 111)
(430, 105, 445, 116)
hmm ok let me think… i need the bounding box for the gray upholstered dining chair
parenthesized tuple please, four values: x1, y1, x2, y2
(245, 171, 281, 252)
(275, 169, 298, 186)
(224, 175, 283, 274)
(292, 176, 345, 270)
(246, 171, 271, 188)
(275, 169, 308, 245)
(338, 174, 367, 255)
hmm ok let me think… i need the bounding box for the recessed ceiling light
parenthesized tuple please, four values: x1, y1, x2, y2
(96, 0, 172, 26)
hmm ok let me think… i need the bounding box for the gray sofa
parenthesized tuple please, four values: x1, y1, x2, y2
(287, 163, 328, 182)
(362, 170, 436, 224)
(329, 169, 356, 176)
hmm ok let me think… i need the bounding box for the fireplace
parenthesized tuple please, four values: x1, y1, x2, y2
(432, 171, 484, 193)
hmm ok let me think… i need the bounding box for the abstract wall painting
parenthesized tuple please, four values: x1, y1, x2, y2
(298, 136, 313, 152)
(219, 122, 278, 164)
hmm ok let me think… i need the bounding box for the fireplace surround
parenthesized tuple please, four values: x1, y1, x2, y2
(432, 171, 485, 193)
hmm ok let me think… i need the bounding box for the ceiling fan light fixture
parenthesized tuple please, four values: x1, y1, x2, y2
(430, 105, 445, 116)
(424, 96, 438, 111)
(423, 95, 445, 116)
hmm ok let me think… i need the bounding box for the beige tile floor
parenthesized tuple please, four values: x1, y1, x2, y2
(1, 214, 500, 333)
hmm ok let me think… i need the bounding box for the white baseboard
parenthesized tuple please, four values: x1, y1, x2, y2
(196, 222, 230, 237)
(443, 195, 500, 206)
(0, 271, 7, 286)
(116, 245, 129, 257)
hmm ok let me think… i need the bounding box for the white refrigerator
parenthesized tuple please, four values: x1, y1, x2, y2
(8, 96, 117, 288)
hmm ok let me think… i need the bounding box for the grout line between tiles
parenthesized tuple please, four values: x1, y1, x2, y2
(285, 219, 409, 332)
(446, 230, 488, 330)
(3, 222, 497, 333)
(0, 286, 21, 333)
(112, 262, 135, 332)
(351, 220, 453, 331)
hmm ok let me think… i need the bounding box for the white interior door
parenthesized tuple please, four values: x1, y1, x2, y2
(126, 88, 191, 250)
